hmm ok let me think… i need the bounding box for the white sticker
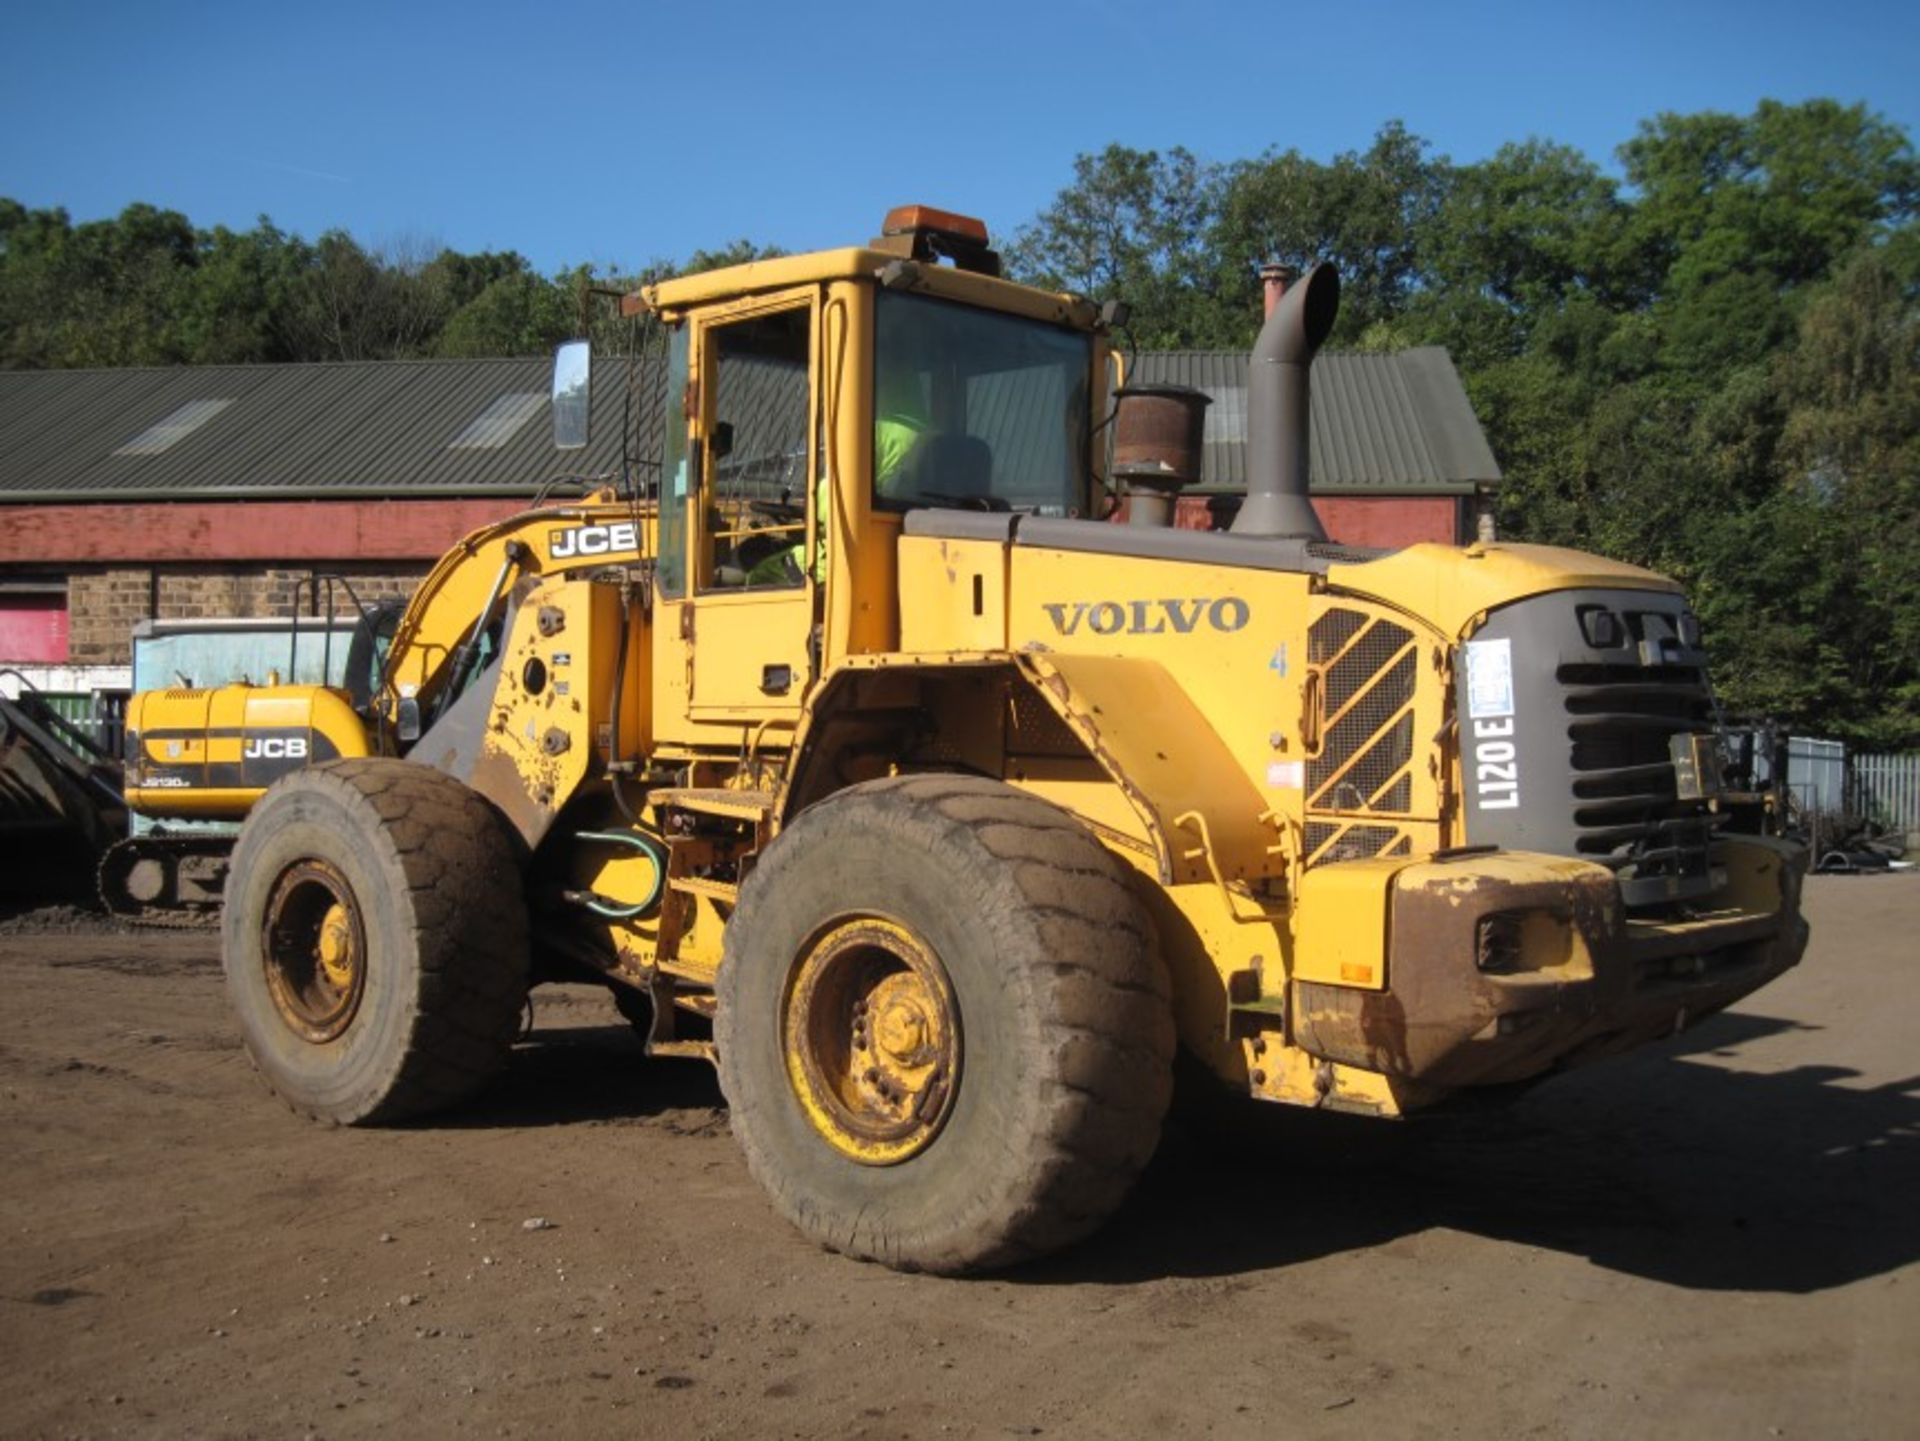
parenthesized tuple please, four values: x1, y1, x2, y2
(1266, 760, 1304, 789)
(1464, 638, 1515, 720)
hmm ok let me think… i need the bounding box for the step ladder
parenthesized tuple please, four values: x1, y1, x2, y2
(645, 787, 774, 1061)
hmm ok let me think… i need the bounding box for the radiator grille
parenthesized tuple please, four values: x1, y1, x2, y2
(1308, 608, 1367, 665)
(1314, 710, 1415, 811)
(1559, 660, 1720, 904)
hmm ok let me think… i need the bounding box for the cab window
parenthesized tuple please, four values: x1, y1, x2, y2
(873, 291, 1091, 517)
(701, 307, 811, 591)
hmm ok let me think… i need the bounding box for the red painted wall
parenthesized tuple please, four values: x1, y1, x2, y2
(1315, 496, 1461, 547)
(0, 498, 529, 564)
(1, 493, 1466, 567)
(1159, 493, 1462, 546)
(0, 595, 70, 662)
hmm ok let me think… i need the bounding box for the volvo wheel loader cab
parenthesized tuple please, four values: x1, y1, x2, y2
(218, 206, 1810, 1273)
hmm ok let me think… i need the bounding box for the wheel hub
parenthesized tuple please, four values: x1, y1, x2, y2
(783, 917, 960, 1165)
(261, 861, 367, 1044)
(317, 903, 356, 988)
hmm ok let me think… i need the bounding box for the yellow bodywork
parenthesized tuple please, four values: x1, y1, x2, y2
(123, 684, 371, 817)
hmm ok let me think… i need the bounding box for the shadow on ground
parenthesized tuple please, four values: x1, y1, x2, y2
(426, 999, 1920, 1295)
(449, 1016, 727, 1131)
(1034, 1007, 1920, 1294)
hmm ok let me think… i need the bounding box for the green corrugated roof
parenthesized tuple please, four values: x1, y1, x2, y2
(0, 346, 1497, 504)
(0, 357, 657, 503)
(1129, 347, 1500, 494)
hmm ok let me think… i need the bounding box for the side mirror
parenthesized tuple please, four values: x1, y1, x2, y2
(552, 340, 591, 450)
(396, 696, 423, 744)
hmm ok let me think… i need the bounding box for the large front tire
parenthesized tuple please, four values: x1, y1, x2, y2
(716, 775, 1174, 1273)
(222, 759, 529, 1125)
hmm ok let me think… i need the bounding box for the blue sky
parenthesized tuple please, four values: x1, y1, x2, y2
(3, 0, 1915, 276)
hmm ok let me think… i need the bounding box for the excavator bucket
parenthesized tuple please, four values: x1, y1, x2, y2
(0, 690, 125, 904)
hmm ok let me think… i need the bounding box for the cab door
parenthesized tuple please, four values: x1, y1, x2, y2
(652, 288, 820, 735)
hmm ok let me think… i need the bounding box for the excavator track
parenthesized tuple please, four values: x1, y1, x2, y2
(97, 835, 231, 927)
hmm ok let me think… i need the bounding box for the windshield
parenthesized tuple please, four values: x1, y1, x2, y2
(873, 291, 1091, 516)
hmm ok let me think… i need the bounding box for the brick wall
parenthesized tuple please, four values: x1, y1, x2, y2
(64, 565, 428, 664)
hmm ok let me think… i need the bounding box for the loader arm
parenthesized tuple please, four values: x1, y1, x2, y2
(374, 491, 656, 730)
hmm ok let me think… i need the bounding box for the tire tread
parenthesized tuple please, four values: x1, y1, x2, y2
(224, 758, 529, 1126)
(718, 774, 1173, 1273)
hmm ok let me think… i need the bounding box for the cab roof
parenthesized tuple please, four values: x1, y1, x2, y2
(640, 247, 1098, 330)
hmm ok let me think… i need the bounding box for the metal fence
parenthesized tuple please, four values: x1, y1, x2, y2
(1850, 753, 1920, 837)
(9, 689, 125, 759)
(1785, 736, 1848, 821)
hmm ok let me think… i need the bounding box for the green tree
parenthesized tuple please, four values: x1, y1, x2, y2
(436, 270, 572, 358)
(1767, 237, 1920, 744)
(1003, 145, 1225, 347)
(1403, 140, 1631, 371)
(1215, 121, 1445, 344)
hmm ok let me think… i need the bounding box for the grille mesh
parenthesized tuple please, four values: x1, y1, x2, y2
(1327, 625, 1413, 714)
(1308, 608, 1367, 665)
(1373, 773, 1412, 814)
(1305, 608, 1418, 867)
(1306, 823, 1404, 865)
(1310, 651, 1415, 807)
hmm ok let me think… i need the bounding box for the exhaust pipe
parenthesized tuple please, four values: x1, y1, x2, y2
(1231, 262, 1340, 540)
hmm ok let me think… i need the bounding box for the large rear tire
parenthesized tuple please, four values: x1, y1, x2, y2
(222, 759, 529, 1124)
(715, 774, 1173, 1273)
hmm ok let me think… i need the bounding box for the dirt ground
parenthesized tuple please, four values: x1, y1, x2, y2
(2, 875, 1916, 1441)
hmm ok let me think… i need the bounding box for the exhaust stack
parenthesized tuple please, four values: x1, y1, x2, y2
(1231, 262, 1340, 540)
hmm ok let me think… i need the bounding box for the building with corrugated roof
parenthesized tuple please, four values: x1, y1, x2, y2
(0, 347, 1498, 698)
(1127, 347, 1500, 544)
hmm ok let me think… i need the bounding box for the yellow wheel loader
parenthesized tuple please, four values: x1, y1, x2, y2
(207, 206, 1807, 1272)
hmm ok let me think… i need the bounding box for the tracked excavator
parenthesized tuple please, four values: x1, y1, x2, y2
(108, 493, 682, 916)
(164, 206, 1806, 1272)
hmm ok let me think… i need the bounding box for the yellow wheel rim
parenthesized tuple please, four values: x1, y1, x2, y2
(782, 917, 960, 1165)
(262, 860, 366, 1044)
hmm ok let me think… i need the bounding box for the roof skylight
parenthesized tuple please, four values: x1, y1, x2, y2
(113, 399, 236, 456)
(451, 392, 545, 449)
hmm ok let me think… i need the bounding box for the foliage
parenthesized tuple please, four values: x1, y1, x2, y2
(1003, 145, 1228, 348)
(0, 205, 782, 369)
